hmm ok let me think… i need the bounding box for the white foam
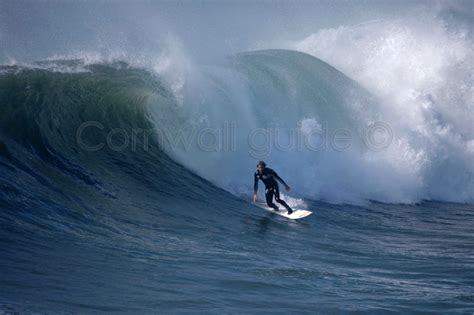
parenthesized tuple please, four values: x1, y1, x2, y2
(286, 15, 473, 204)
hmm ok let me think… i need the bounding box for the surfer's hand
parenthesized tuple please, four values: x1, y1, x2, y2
(252, 194, 257, 203)
(285, 185, 290, 191)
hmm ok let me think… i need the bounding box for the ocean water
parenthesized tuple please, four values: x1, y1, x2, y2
(1, 1, 473, 314)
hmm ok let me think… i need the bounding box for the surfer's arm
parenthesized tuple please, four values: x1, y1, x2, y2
(253, 173, 259, 194)
(253, 173, 259, 203)
(273, 171, 290, 189)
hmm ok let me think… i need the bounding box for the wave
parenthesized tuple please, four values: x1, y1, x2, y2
(0, 48, 472, 215)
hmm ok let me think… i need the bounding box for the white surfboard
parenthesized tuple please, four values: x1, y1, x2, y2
(255, 202, 312, 220)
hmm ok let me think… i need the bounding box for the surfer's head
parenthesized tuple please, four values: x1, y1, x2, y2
(256, 160, 266, 173)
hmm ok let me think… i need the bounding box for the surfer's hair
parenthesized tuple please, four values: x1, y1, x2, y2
(257, 161, 266, 167)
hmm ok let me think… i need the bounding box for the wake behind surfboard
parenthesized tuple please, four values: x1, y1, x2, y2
(255, 202, 312, 220)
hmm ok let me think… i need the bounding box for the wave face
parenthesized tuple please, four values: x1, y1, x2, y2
(0, 51, 473, 313)
(0, 61, 227, 205)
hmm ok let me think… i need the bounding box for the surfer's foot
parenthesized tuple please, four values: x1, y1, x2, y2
(287, 209, 293, 215)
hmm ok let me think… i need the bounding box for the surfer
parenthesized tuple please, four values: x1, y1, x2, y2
(252, 161, 293, 214)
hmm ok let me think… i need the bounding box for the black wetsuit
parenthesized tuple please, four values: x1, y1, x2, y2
(254, 167, 293, 213)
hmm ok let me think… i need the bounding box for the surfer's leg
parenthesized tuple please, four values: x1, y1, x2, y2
(265, 188, 279, 210)
(274, 185, 293, 214)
